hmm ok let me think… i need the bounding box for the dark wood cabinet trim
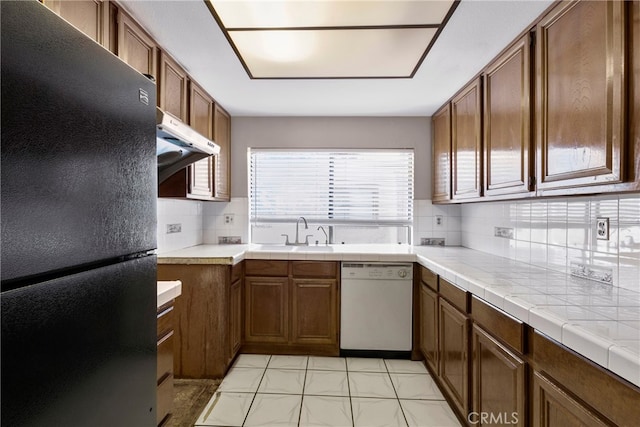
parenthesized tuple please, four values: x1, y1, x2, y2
(531, 331, 640, 426)
(471, 296, 525, 354)
(438, 277, 469, 313)
(472, 324, 527, 427)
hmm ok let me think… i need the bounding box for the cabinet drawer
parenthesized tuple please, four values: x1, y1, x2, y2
(231, 262, 243, 283)
(420, 266, 438, 291)
(245, 259, 288, 277)
(157, 373, 174, 426)
(157, 303, 174, 339)
(439, 278, 468, 313)
(471, 296, 524, 354)
(157, 331, 174, 383)
(292, 261, 337, 278)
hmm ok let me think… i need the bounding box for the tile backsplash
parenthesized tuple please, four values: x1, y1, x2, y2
(203, 197, 249, 245)
(461, 194, 640, 292)
(413, 200, 461, 246)
(157, 199, 204, 253)
(158, 197, 462, 249)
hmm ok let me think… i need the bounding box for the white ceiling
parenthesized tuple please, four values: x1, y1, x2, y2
(120, 0, 553, 117)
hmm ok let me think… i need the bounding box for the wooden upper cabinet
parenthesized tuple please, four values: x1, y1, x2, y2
(452, 77, 483, 200)
(484, 33, 533, 197)
(117, 11, 157, 79)
(43, 0, 111, 49)
(159, 51, 188, 121)
(213, 104, 231, 201)
(188, 82, 214, 198)
(432, 103, 452, 202)
(536, 0, 626, 192)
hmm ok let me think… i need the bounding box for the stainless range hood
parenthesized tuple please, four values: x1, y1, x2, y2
(156, 108, 220, 184)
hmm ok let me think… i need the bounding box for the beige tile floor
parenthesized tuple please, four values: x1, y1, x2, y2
(195, 355, 461, 427)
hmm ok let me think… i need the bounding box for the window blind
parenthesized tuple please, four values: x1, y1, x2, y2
(250, 149, 413, 226)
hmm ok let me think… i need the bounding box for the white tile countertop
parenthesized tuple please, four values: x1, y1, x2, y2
(157, 244, 640, 387)
(157, 280, 182, 308)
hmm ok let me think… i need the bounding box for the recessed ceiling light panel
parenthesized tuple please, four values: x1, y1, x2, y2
(205, 0, 458, 79)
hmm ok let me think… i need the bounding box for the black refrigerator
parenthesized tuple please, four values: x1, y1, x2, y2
(1, 1, 158, 426)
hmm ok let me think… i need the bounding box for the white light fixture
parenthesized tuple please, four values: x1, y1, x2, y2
(206, 0, 459, 79)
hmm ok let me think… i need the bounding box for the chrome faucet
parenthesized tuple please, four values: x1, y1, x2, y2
(317, 226, 328, 245)
(293, 216, 310, 245)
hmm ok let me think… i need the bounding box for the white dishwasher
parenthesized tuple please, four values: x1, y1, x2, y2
(340, 262, 413, 357)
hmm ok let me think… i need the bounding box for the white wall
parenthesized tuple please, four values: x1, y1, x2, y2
(156, 199, 204, 253)
(231, 116, 432, 200)
(157, 116, 434, 251)
(461, 194, 640, 292)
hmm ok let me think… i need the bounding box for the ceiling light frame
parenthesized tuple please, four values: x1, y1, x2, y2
(204, 0, 460, 80)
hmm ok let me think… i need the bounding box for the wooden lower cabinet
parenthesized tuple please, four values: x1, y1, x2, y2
(438, 298, 470, 418)
(228, 277, 242, 364)
(420, 265, 640, 427)
(419, 283, 438, 374)
(472, 324, 526, 427)
(157, 301, 175, 426)
(245, 276, 289, 343)
(532, 371, 609, 427)
(291, 278, 337, 345)
(157, 262, 243, 379)
(244, 260, 339, 355)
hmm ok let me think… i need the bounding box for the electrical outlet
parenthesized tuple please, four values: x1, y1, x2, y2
(166, 223, 181, 234)
(435, 215, 443, 227)
(224, 214, 234, 226)
(494, 227, 514, 239)
(421, 237, 445, 246)
(596, 217, 609, 240)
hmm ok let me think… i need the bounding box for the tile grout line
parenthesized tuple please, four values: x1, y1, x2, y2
(240, 355, 271, 427)
(385, 360, 410, 427)
(345, 358, 355, 427)
(296, 357, 309, 427)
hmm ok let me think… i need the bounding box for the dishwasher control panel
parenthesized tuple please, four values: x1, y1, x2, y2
(341, 263, 413, 280)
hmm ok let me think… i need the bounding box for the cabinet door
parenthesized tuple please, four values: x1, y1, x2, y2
(532, 371, 610, 427)
(419, 283, 438, 375)
(432, 103, 451, 202)
(228, 278, 242, 361)
(291, 278, 338, 345)
(117, 11, 157, 78)
(188, 82, 215, 198)
(439, 298, 470, 417)
(536, 0, 626, 191)
(158, 51, 188, 121)
(245, 277, 289, 343)
(452, 77, 483, 200)
(484, 34, 533, 196)
(44, 0, 110, 48)
(213, 104, 231, 201)
(472, 325, 525, 427)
